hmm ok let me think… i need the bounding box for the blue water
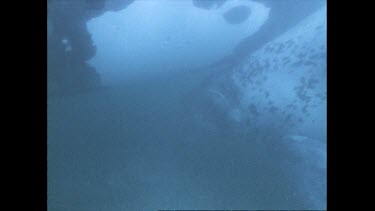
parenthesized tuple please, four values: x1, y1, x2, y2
(48, 1, 326, 210)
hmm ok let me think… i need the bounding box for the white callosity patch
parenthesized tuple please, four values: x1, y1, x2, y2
(86, 0, 270, 84)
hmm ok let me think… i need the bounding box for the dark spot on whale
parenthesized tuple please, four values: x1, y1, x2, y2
(307, 78, 319, 89)
(223, 5, 252, 24)
(292, 61, 303, 67)
(265, 91, 269, 98)
(302, 105, 308, 113)
(315, 25, 324, 30)
(276, 43, 285, 53)
(248, 104, 259, 116)
(304, 60, 316, 66)
(269, 106, 278, 113)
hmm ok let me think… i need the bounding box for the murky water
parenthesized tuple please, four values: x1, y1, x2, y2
(48, 67, 317, 210)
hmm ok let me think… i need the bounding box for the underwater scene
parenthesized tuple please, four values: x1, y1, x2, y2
(47, 0, 327, 210)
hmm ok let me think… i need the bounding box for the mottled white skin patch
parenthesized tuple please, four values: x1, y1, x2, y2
(206, 6, 327, 209)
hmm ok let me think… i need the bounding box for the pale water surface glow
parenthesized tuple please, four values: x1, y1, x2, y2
(87, 0, 270, 84)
